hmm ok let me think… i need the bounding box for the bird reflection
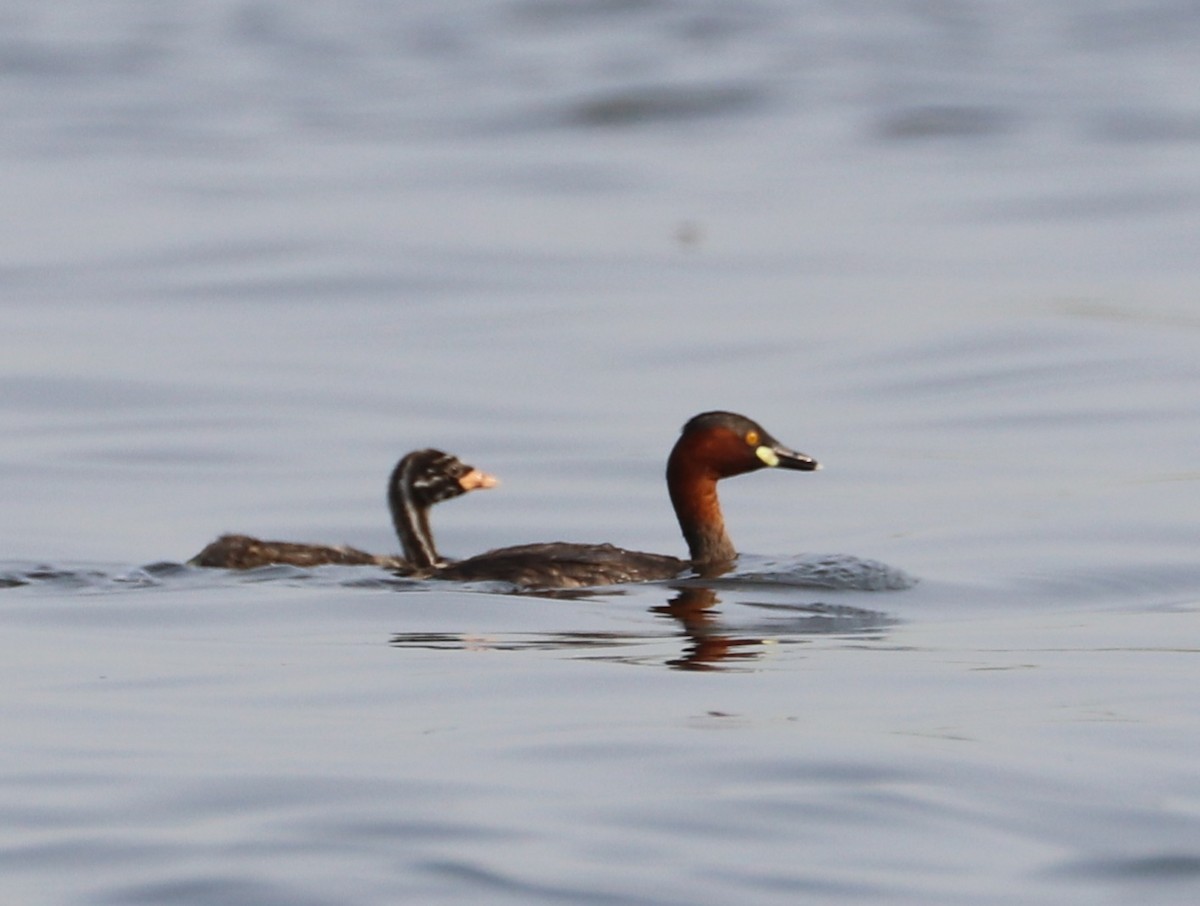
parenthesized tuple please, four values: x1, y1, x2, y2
(652, 586, 768, 670)
(388, 584, 895, 671)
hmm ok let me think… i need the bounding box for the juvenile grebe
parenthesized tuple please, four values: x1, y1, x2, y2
(434, 411, 818, 589)
(190, 449, 496, 571)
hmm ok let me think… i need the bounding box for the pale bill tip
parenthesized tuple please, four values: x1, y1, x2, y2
(460, 469, 499, 490)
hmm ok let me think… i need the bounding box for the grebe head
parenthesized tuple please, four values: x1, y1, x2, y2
(667, 411, 817, 566)
(388, 449, 497, 569)
(390, 449, 498, 507)
(670, 411, 818, 478)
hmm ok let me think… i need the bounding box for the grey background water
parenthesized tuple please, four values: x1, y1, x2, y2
(2, 2, 1199, 903)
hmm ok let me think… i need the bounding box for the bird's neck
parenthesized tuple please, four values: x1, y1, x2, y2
(388, 487, 439, 569)
(666, 453, 736, 566)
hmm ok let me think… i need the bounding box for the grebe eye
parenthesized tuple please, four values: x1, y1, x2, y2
(744, 430, 759, 446)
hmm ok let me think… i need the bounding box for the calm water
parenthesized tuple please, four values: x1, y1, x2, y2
(3, 2, 1200, 903)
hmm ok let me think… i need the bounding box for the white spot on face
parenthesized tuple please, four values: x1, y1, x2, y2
(755, 446, 779, 467)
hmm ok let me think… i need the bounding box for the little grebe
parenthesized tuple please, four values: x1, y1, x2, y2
(434, 411, 817, 589)
(190, 449, 496, 570)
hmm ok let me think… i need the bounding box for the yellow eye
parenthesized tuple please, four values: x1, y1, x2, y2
(745, 430, 759, 446)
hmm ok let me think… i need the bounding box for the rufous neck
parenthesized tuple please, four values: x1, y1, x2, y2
(666, 446, 737, 565)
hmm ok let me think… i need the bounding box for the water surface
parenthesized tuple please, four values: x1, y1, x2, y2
(2, 2, 1199, 903)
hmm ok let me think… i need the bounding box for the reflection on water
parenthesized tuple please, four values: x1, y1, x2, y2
(651, 585, 896, 671)
(390, 583, 896, 671)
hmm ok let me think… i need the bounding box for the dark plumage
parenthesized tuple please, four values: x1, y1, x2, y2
(432, 412, 818, 589)
(190, 449, 496, 571)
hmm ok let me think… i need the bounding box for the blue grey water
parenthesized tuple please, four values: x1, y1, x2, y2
(2, 2, 1199, 903)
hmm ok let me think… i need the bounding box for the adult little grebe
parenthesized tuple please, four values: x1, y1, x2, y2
(434, 411, 818, 589)
(190, 449, 496, 571)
